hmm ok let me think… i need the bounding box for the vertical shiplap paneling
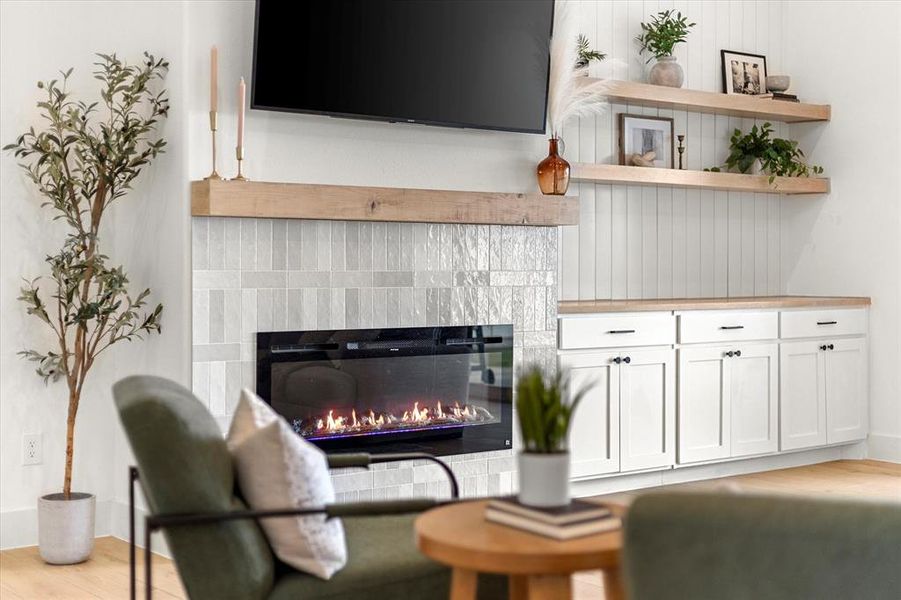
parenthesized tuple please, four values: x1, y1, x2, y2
(559, 0, 788, 300)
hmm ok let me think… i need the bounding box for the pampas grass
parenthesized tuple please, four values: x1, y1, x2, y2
(547, 0, 611, 139)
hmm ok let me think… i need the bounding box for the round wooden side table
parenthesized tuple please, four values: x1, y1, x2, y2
(415, 499, 625, 600)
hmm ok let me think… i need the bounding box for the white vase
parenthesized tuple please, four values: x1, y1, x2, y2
(648, 56, 684, 88)
(38, 492, 95, 564)
(517, 452, 571, 507)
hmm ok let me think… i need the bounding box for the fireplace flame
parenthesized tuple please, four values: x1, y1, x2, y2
(302, 400, 496, 438)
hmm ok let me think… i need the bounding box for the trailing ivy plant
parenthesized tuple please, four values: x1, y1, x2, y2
(4, 53, 168, 498)
(637, 10, 696, 62)
(576, 34, 606, 69)
(705, 122, 824, 183)
(516, 366, 590, 454)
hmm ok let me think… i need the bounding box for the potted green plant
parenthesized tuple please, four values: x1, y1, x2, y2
(636, 9, 696, 88)
(575, 34, 606, 72)
(4, 52, 167, 564)
(706, 122, 824, 183)
(515, 366, 590, 507)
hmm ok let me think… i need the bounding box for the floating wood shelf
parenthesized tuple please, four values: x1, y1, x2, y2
(190, 179, 579, 226)
(571, 164, 829, 195)
(596, 79, 831, 123)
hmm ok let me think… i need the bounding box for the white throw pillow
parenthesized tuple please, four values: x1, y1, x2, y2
(227, 388, 347, 579)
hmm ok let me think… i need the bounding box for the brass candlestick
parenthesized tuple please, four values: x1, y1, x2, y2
(677, 135, 686, 170)
(233, 146, 248, 181)
(204, 111, 222, 180)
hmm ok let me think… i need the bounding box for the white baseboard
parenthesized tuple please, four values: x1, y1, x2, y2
(571, 444, 865, 497)
(0, 500, 112, 551)
(868, 433, 901, 463)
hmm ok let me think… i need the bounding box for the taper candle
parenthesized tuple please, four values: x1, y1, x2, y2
(210, 46, 218, 112)
(237, 77, 245, 148)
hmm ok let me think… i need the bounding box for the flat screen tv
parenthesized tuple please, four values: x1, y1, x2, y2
(252, 0, 554, 134)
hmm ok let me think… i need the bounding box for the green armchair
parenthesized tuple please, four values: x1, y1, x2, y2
(113, 375, 506, 600)
(623, 492, 901, 600)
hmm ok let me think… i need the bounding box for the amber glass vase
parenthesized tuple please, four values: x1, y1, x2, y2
(536, 138, 570, 195)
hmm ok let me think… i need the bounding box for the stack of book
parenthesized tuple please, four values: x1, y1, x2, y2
(485, 496, 621, 540)
(757, 92, 801, 102)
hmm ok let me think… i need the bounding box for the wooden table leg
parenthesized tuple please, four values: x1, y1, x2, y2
(525, 574, 572, 600)
(601, 566, 626, 600)
(451, 567, 478, 600)
(509, 575, 528, 600)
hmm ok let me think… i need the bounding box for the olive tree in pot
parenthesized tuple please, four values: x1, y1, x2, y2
(4, 52, 167, 564)
(515, 367, 590, 507)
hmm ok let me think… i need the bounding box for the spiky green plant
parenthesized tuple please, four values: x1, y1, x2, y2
(516, 366, 590, 454)
(576, 34, 606, 69)
(637, 10, 696, 62)
(4, 52, 168, 498)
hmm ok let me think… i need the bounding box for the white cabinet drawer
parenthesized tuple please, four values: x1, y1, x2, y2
(780, 309, 868, 339)
(678, 311, 778, 344)
(558, 313, 675, 350)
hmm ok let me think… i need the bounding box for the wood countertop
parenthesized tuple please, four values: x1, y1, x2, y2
(558, 296, 871, 315)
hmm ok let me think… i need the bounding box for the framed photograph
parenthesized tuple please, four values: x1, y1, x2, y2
(721, 50, 768, 95)
(618, 114, 674, 169)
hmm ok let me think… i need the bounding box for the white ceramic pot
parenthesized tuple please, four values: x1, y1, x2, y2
(38, 492, 95, 564)
(517, 452, 571, 507)
(648, 56, 684, 88)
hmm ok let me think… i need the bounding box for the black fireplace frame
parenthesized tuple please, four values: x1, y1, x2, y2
(256, 324, 514, 457)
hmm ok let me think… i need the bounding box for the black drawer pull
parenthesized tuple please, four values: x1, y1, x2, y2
(623, 356, 631, 364)
(734, 350, 742, 357)
(817, 321, 838, 326)
(612, 357, 622, 364)
(720, 325, 745, 330)
(725, 351, 734, 358)
(820, 345, 828, 351)
(827, 344, 834, 350)
(607, 329, 636, 334)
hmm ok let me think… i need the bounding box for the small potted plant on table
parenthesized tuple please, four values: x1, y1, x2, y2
(515, 366, 589, 507)
(637, 9, 696, 88)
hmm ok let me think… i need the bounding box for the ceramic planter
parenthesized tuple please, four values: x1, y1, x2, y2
(517, 452, 571, 507)
(38, 492, 95, 564)
(648, 56, 684, 88)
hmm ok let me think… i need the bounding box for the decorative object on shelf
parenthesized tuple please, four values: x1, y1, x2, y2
(631, 151, 657, 167)
(704, 122, 824, 183)
(637, 10, 695, 88)
(537, 138, 571, 195)
(766, 75, 791, 93)
(3, 52, 167, 564)
(515, 366, 589, 508)
(722, 49, 768, 95)
(205, 45, 221, 180)
(234, 76, 248, 181)
(677, 134, 686, 169)
(541, 0, 610, 194)
(575, 34, 606, 71)
(619, 113, 674, 168)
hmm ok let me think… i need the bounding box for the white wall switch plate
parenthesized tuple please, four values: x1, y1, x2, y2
(23, 433, 41, 466)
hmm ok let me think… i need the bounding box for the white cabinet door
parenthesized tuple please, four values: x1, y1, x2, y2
(730, 343, 779, 457)
(825, 338, 868, 444)
(678, 346, 731, 464)
(620, 348, 675, 472)
(558, 351, 621, 478)
(780, 340, 827, 450)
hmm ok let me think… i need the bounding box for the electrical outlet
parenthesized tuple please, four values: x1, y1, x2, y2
(23, 433, 41, 466)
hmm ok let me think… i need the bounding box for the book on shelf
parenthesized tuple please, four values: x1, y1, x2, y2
(484, 496, 620, 540)
(756, 92, 800, 102)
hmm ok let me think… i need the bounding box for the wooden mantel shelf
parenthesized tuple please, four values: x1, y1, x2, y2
(571, 164, 829, 195)
(597, 79, 831, 123)
(190, 179, 579, 226)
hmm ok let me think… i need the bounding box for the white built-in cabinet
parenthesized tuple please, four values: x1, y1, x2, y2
(558, 304, 868, 480)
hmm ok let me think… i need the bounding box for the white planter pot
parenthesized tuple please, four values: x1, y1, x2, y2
(38, 492, 95, 564)
(648, 56, 684, 88)
(517, 452, 571, 507)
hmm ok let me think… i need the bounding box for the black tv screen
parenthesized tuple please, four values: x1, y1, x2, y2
(252, 0, 554, 134)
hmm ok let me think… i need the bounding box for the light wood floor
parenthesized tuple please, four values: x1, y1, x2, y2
(1, 459, 898, 599)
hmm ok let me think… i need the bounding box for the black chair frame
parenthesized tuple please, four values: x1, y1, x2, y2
(129, 452, 460, 600)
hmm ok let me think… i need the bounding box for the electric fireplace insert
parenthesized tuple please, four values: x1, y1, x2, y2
(256, 325, 513, 456)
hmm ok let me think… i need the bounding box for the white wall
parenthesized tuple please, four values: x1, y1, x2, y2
(782, 1, 901, 461)
(0, 0, 190, 548)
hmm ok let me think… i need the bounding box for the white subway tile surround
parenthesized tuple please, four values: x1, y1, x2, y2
(193, 217, 559, 499)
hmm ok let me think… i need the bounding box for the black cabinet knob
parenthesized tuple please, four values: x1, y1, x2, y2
(612, 357, 622, 364)
(734, 350, 742, 357)
(725, 351, 734, 358)
(827, 344, 834, 350)
(820, 345, 828, 351)
(623, 356, 631, 364)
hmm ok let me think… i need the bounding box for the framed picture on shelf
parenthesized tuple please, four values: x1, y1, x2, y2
(618, 114, 674, 169)
(721, 50, 768, 95)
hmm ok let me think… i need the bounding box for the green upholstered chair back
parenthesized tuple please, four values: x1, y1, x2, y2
(113, 375, 275, 600)
(624, 492, 901, 600)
